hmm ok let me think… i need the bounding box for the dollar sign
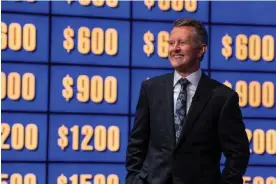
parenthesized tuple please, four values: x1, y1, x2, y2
(67, 0, 73, 4)
(222, 34, 232, 60)
(57, 174, 68, 184)
(62, 74, 74, 102)
(143, 31, 154, 57)
(58, 125, 69, 150)
(223, 80, 232, 89)
(144, 0, 154, 9)
(67, 0, 74, 4)
(144, 77, 150, 81)
(63, 26, 74, 53)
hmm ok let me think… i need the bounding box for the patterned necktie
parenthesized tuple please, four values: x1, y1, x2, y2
(174, 78, 190, 142)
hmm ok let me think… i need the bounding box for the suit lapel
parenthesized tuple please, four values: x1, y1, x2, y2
(174, 72, 213, 150)
(164, 72, 177, 147)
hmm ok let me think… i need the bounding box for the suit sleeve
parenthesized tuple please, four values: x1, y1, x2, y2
(125, 81, 150, 184)
(218, 91, 250, 184)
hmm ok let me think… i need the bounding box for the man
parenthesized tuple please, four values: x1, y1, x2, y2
(126, 18, 250, 184)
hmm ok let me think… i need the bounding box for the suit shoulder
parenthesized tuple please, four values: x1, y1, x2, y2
(142, 72, 172, 87)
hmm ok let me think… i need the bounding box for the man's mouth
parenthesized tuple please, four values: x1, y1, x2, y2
(172, 54, 184, 58)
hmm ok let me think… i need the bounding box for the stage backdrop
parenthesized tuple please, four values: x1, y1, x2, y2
(1, 1, 276, 183)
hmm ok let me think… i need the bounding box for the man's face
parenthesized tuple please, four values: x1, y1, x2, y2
(168, 26, 203, 71)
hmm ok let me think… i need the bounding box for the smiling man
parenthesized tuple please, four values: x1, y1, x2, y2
(126, 18, 250, 184)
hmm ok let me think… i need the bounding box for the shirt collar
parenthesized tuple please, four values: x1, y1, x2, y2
(173, 68, 202, 88)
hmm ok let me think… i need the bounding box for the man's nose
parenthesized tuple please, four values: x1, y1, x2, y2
(172, 42, 181, 49)
(173, 45, 181, 52)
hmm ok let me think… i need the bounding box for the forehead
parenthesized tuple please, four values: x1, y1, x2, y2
(169, 26, 195, 39)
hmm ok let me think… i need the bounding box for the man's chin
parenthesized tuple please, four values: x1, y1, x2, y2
(171, 62, 188, 70)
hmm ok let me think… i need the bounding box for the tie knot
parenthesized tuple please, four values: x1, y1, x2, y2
(179, 78, 190, 89)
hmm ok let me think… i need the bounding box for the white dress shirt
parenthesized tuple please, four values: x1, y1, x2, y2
(173, 69, 202, 114)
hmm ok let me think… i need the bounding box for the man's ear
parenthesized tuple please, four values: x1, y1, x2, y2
(198, 44, 207, 61)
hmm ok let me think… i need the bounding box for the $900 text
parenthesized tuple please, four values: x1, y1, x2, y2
(62, 75, 117, 103)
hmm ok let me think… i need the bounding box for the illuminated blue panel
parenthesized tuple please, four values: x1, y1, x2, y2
(220, 119, 276, 165)
(2, 163, 46, 184)
(2, 63, 48, 111)
(52, 1, 130, 18)
(131, 116, 135, 130)
(211, 72, 276, 118)
(48, 164, 126, 184)
(1, 113, 47, 161)
(211, 25, 276, 71)
(1, 14, 49, 63)
(132, 21, 209, 69)
(212, 2, 276, 25)
(49, 115, 128, 162)
(242, 166, 276, 182)
(131, 69, 172, 114)
(50, 66, 129, 114)
(2, 1, 49, 13)
(51, 17, 130, 66)
(132, 1, 208, 22)
(220, 166, 276, 182)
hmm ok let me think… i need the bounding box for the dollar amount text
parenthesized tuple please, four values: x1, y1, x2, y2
(62, 74, 117, 103)
(144, 0, 197, 12)
(144, 30, 169, 57)
(222, 34, 275, 61)
(1, 22, 36, 52)
(57, 174, 119, 184)
(223, 80, 274, 108)
(246, 128, 276, 155)
(1, 72, 35, 101)
(63, 26, 118, 55)
(67, 0, 118, 7)
(58, 125, 120, 152)
(1, 173, 37, 184)
(14, 0, 36, 2)
(243, 176, 276, 184)
(1, 123, 38, 151)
